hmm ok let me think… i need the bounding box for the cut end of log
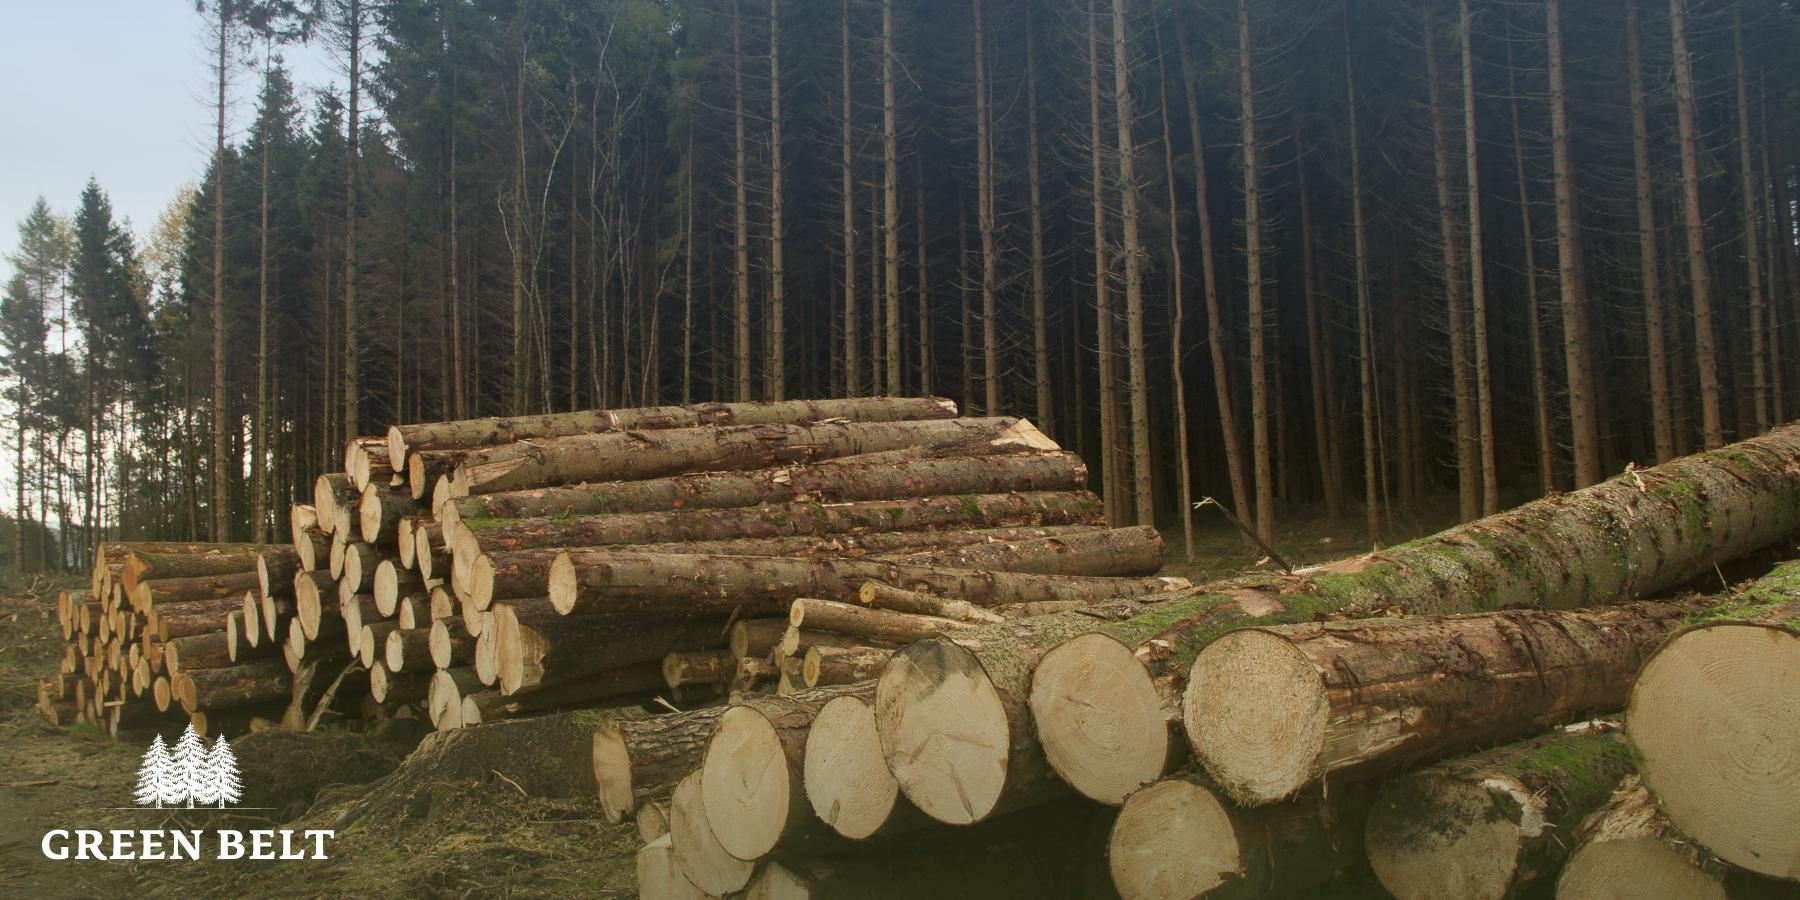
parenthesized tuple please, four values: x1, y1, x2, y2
(1107, 777, 1242, 900)
(1365, 773, 1529, 900)
(669, 772, 754, 895)
(547, 552, 578, 614)
(370, 661, 392, 703)
(1556, 837, 1728, 900)
(1184, 629, 1328, 806)
(592, 720, 638, 824)
(803, 694, 898, 840)
(637, 834, 709, 900)
(374, 560, 401, 618)
(701, 704, 794, 861)
(874, 636, 1010, 825)
(386, 426, 408, 478)
(1030, 632, 1170, 805)
(994, 418, 1060, 451)
(1627, 623, 1800, 880)
(469, 552, 498, 611)
(384, 629, 406, 674)
(358, 485, 382, 543)
(429, 618, 454, 670)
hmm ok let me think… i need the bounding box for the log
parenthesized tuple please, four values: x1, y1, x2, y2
(1185, 600, 1706, 806)
(591, 706, 729, 823)
(384, 627, 434, 673)
(663, 650, 734, 690)
(164, 630, 238, 674)
(390, 396, 959, 469)
(1627, 558, 1800, 881)
(1022, 423, 1800, 806)
(122, 547, 262, 598)
(1364, 724, 1637, 900)
(260, 595, 292, 645)
(429, 616, 476, 669)
(459, 663, 664, 726)
(135, 571, 263, 609)
(291, 512, 328, 572)
(369, 662, 431, 705)
(175, 656, 292, 713)
(801, 646, 892, 688)
(857, 582, 1003, 624)
(255, 547, 299, 599)
(882, 525, 1163, 576)
(447, 491, 1105, 583)
(444, 417, 1022, 500)
(293, 570, 339, 640)
(373, 560, 423, 617)
(637, 835, 707, 900)
(427, 667, 483, 728)
(358, 621, 399, 668)
(489, 600, 727, 695)
(730, 619, 787, 660)
(1555, 780, 1729, 900)
(339, 542, 382, 594)
(789, 597, 973, 644)
(152, 596, 245, 640)
(802, 691, 926, 841)
(346, 436, 395, 491)
(700, 683, 872, 860)
(358, 483, 418, 545)
(539, 549, 1188, 617)
(1107, 773, 1370, 900)
(312, 473, 358, 536)
(669, 771, 755, 894)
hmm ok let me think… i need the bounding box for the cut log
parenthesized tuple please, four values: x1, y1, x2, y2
(489, 599, 727, 695)
(637, 834, 708, 900)
(122, 547, 262, 599)
(312, 473, 358, 536)
(260, 594, 292, 644)
(395, 515, 428, 568)
(358, 621, 399, 668)
(358, 483, 418, 545)
(339, 542, 382, 594)
(135, 571, 263, 609)
(669, 771, 755, 895)
(700, 683, 871, 860)
(1555, 780, 1729, 900)
(369, 662, 431, 705)
(663, 650, 734, 690)
(802, 692, 919, 841)
(459, 663, 663, 726)
(882, 525, 1163, 576)
(801, 646, 892, 688)
(256, 548, 299, 600)
(789, 597, 972, 645)
(164, 631, 238, 675)
(1025, 423, 1800, 806)
(152, 596, 246, 641)
(1185, 600, 1705, 806)
(591, 706, 730, 823)
(730, 619, 787, 660)
(858, 582, 1004, 624)
(1107, 773, 1370, 900)
(445, 417, 1021, 500)
(292, 513, 328, 572)
(346, 436, 395, 492)
(373, 560, 423, 617)
(428, 667, 484, 728)
(541, 549, 1188, 617)
(448, 491, 1105, 583)
(1364, 724, 1637, 900)
(293, 570, 339, 640)
(1627, 558, 1800, 881)
(175, 656, 292, 713)
(384, 627, 434, 673)
(429, 616, 475, 669)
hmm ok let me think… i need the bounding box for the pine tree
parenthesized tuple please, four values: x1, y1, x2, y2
(206, 736, 243, 808)
(133, 734, 176, 808)
(170, 723, 209, 809)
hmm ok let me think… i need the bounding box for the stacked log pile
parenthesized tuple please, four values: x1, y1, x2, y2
(600, 424, 1800, 898)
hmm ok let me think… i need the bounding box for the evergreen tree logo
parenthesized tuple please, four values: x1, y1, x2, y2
(132, 725, 243, 809)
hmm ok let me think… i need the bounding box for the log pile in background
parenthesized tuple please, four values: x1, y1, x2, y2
(598, 424, 1800, 899)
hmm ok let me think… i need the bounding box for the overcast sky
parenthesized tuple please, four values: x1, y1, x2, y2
(0, 0, 341, 284)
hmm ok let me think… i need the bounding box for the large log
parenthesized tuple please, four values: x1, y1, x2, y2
(1364, 724, 1637, 900)
(293, 570, 339, 640)
(801, 691, 925, 841)
(121, 547, 263, 599)
(1018, 424, 1800, 806)
(636, 835, 707, 900)
(312, 473, 359, 536)
(372, 560, 423, 617)
(390, 396, 959, 470)
(489, 599, 727, 695)
(591, 706, 729, 823)
(1107, 773, 1370, 900)
(669, 771, 755, 895)
(442, 417, 1022, 500)
(135, 571, 263, 610)
(174, 656, 291, 712)
(256, 547, 299, 599)
(1185, 600, 1705, 806)
(358, 483, 419, 545)
(881, 525, 1163, 576)
(152, 596, 247, 640)
(440, 444, 1081, 525)
(1627, 558, 1800, 881)
(446, 491, 1105, 585)
(535, 549, 1188, 617)
(1555, 780, 1730, 900)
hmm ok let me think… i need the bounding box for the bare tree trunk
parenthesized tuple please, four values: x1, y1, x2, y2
(508, 16, 527, 413)
(1503, 27, 1557, 494)
(1237, 0, 1272, 540)
(974, 0, 1000, 413)
(1156, 27, 1193, 559)
(1671, 0, 1722, 448)
(209, 0, 231, 543)
(345, 0, 364, 430)
(1424, 6, 1480, 520)
(447, 47, 466, 420)
(883, 0, 901, 395)
(1026, 7, 1051, 435)
(254, 48, 271, 544)
(1460, 0, 1497, 515)
(681, 128, 694, 404)
(916, 160, 931, 395)
(766, 0, 785, 401)
(1297, 146, 1340, 519)
(1547, 0, 1602, 483)
(1089, 0, 1120, 526)
(1178, 27, 1252, 531)
(1343, 10, 1380, 545)
(960, 189, 975, 410)
(732, 0, 752, 402)
(1627, 0, 1675, 463)
(1733, 11, 1768, 432)
(841, 0, 859, 397)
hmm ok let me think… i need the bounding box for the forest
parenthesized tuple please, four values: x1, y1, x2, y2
(3, 0, 1798, 571)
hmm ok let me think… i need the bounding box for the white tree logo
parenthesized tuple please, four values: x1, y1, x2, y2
(133, 725, 243, 809)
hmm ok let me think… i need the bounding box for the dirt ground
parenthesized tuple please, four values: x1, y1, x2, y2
(0, 505, 1452, 899)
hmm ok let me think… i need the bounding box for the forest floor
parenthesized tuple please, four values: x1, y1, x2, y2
(0, 502, 1454, 899)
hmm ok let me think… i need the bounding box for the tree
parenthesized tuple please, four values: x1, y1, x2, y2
(1238, 0, 1271, 539)
(1627, 0, 1675, 463)
(1546, 0, 1601, 484)
(170, 723, 209, 809)
(1459, 0, 1497, 515)
(1670, 0, 1722, 449)
(205, 736, 244, 808)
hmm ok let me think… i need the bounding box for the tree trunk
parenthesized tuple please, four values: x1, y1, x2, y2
(1555, 781, 1730, 900)
(1342, 16, 1378, 541)
(591, 705, 730, 823)
(1425, 6, 1481, 520)
(489, 599, 725, 695)
(840, 0, 859, 397)
(732, 0, 752, 401)
(766, 0, 785, 401)
(1461, 0, 1498, 515)
(1026, 8, 1051, 436)
(209, 0, 231, 543)
(1156, 27, 1195, 556)
(882, 0, 901, 395)
(1188, 599, 1703, 806)
(1627, 558, 1800, 881)
(1628, 0, 1675, 463)
(1296, 145, 1340, 521)
(1366, 725, 1637, 900)
(1733, 11, 1768, 432)
(345, 0, 363, 432)
(938, 423, 1800, 811)
(973, 0, 1000, 414)
(1671, 0, 1723, 448)
(1547, 0, 1602, 482)
(1238, 0, 1272, 539)
(1089, 0, 1121, 527)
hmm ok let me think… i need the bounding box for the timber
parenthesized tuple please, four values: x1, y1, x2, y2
(1555, 779, 1730, 900)
(592, 706, 729, 823)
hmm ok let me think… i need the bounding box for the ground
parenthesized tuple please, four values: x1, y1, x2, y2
(0, 505, 1452, 898)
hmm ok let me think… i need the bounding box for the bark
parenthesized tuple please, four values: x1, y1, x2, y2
(876, 524, 1164, 577)
(1671, 0, 1723, 448)
(1187, 600, 1704, 806)
(592, 705, 729, 823)
(209, 0, 230, 543)
(1556, 781, 1730, 900)
(1366, 725, 1637, 900)
(1118, 0, 1154, 530)
(881, 0, 900, 394)
(1628, 0, 1676, 463)
(1461, 0, 1498, 515)
(840, 0, 859, 397)
(137, 571, 262, 610)
(344, 0, 362, 436)
(766, 0, 786, 401)
(357, 484, 418, 545)
(974, 0, 1000, 414)
(445, 417, 1019, 498)
(1154, 28, 1197, 555)
(1425, 6, 1481, 521)
(176, 656, 291, 712)
(490, 599, 726, 695)
(802, 646, 892, 688)
(312, 473, 358, 537)
(732, 0, 752, 401)
(596, 524, 1107, 563)
(121, 548, 261, 601)
(1089, 0, 1122, 527)
(1734, 11, 1768, 431)
(790, 597, 974, 645)
(1026, 7, 1051, 436)
(662, 650, 733, 689)
(1547, 0, 1601, 483)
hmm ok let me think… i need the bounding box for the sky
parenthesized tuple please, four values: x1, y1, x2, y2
(0, 0, 341, 284)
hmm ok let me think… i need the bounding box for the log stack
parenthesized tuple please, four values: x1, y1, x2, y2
(590, 424, 1800, 898)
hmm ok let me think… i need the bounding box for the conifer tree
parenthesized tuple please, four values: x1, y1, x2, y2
(133, 734, 178, 808)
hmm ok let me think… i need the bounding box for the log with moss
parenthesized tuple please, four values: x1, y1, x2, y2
(438, 442, 1079, 525)
(440, 417, 1022, 501)
(1005, 424, 1800, 807)
(584, 524, 1106, 564)
(1364, 724, 1637, 900)
(1627, 557, 1800, 882)
(1555, 779, 1731, 900)
(388, 396, 959, 471)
